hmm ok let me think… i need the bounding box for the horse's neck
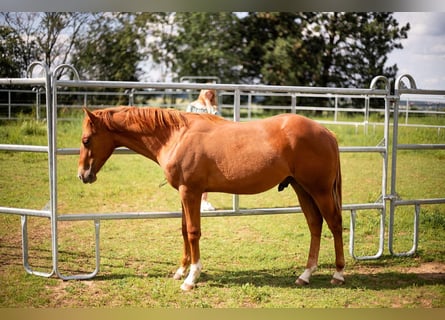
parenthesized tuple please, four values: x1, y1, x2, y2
(112, 124, 174, 164)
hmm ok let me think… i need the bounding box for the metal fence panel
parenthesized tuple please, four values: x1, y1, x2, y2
(2, 63, 444, 280)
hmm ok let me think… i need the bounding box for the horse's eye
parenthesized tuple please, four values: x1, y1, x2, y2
(82, 138, 90, 146)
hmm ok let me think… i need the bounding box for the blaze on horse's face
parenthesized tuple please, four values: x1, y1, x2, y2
(77, 108, 115, 184)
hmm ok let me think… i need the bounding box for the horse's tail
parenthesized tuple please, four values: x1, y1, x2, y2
(333, 153, 342, 215)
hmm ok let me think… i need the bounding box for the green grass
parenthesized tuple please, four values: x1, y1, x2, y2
(0, 114, 444, 307)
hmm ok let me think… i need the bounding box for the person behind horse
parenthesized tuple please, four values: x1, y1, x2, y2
(186, 89, 219, 211)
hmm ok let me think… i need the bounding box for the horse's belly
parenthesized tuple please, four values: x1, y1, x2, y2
(208, 162, 289, 194)
(217, 179, 283, 194)
(208, 179, 283, 194)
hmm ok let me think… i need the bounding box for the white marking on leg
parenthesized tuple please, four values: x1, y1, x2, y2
(181, 259, 202, 291)
(298, 265, 317, 284)
(332, 270, 344, 283)
(173, 266, 187, 280)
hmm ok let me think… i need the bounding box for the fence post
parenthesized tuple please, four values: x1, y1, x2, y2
(232, 88, 241, 212)
(8, 90, 11, 119)
(291, 94, 297, 114)
(49, 64, 102, 279)
(348, 75, 390, 260)
(388, 74, 417, 256)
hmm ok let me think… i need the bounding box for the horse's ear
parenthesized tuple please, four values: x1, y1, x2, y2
(83, 107, 99, 126)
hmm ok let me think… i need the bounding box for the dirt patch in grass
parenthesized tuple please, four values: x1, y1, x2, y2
(350, 261, 445, 279)
(405, 261, 445, 281)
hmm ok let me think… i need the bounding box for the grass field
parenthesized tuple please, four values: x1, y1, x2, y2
(1, 112, 444, 307)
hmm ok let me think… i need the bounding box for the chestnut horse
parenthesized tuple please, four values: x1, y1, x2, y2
(78, 106, 345, 290)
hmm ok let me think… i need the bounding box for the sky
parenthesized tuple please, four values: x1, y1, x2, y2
(386, 12, 445, 91)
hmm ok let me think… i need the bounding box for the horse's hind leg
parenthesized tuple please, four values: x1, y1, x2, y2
(292, 183, 323, 285)
(321, 202, 345, 284)
(314, 192, 345, 285)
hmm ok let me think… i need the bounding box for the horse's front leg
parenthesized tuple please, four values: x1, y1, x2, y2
(173, 208, 191, 280)
(177, 186, 202, 291)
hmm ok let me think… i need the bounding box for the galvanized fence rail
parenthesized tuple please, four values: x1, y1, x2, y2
(1, 62, 443, 281)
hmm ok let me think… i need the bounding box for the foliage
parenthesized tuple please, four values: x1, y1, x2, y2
(1, 12, 409, 88)
(0, 12, 92, 77)
(171, 13, 244, 83)
(147, 12, 409, 88)
(71, 13, 146, 82)
(309, 12, 410, 89)
(238, 12, 318, 85)
(0, 25, 32, 77)
(135, 13, 177, 82)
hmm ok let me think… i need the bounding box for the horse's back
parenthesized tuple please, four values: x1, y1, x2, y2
(258, 113, 339, 155)
(177, 113, 339, 195)
(190, 112, 339, 167)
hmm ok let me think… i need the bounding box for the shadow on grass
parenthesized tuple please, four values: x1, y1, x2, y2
(2, 244, 444, 291)
(88, 259, 445, 291)
(197, 263, 445, 290)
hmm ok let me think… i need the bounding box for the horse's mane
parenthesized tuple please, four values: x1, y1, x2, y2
(96, 106, 223, 133)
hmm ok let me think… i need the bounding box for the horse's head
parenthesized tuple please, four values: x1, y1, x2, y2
(78, 108, 116, 184)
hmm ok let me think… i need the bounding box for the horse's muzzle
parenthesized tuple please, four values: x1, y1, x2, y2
(78, 168, 97, 184)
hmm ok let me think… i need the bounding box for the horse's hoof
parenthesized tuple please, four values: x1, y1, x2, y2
(295, 277, 309, 286)
(330, 277, 345, 285)
(180, 282, 195, 291)
(173, 267, 186, 280)
(173, 272, 183, 280)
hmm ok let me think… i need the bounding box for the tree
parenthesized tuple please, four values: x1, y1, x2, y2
(306, 12, 410, 89)
(168, 12, 243, 83)
(71, 13, 146, 81)
(238, 12, 317, 85)
(161, 12, 409, 89)
(238, 12, 409, 88)
(1, 12, 92, 77)
(0, 25, 34, 77)
(137, 12, 177, 82)
(350, 12, 409, 88)
(2, 11, 410, 90)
